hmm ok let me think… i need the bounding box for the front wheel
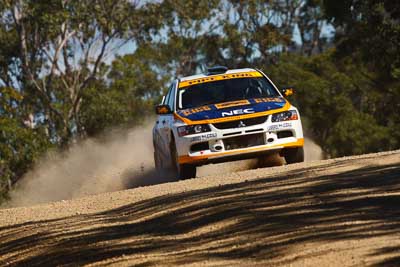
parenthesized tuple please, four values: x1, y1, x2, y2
(170, 139, 196, 180)
(154, 150, 162, 171)
(284, 147, 304, 164)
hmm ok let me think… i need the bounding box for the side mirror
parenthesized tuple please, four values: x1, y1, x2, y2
(282, 87, 295, 97)
(155, 104, 172, 115)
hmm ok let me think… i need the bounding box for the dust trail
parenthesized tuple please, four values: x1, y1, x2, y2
(4, 122, 161, 208)
(304, 137, 324, 161)
(4, 123, 324, 208)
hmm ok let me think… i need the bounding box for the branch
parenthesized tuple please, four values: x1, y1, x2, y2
(44, 22, 76, 88)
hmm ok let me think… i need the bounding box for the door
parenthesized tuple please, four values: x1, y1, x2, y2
(156, 81, 176, 160)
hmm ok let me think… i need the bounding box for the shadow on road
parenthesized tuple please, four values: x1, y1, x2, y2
(0, 161, 399, 266)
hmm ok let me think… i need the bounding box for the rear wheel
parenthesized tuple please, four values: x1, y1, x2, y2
(170, 138, 196, 180)
(284, 147, 304, 164)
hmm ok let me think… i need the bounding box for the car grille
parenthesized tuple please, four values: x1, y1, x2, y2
(277, 130, 293, 139)
(224, 133, 265, 150)
(213, 115, 268, 130)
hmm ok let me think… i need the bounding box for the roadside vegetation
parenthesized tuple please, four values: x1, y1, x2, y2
(0, 0, 399, 202)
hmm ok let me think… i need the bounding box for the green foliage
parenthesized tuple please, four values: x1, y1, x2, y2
(79, 52, 167, 136)
(324, 0, 400, 81)
(320, 0, 400, 155)
(0, 117, 51, 201)
(0, 86, 51, 201)
(0, 0, 158, 203)
(268, 52, 398, 157)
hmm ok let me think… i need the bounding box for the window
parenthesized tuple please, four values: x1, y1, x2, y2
(177, 77, 279, 110)
(163, 81, 176, 111)
(167, 81, 176, 110)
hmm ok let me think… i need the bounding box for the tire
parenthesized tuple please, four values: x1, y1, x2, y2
(284, 147, 304, 164)
(170, 138, 196, 180)
(154, 150, 162, 171)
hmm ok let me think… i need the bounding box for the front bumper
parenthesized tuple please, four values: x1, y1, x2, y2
(175, 112, 304, 165)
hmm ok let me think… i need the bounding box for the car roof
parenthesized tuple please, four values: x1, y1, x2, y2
(179, 68, 258, 82)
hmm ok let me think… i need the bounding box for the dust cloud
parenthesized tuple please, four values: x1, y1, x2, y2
(304, 137, 324, 161)
(5, 122, 165, 208)
(4, 119, 324, 208)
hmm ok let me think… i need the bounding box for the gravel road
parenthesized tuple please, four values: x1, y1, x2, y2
(0, 150, 399, 266)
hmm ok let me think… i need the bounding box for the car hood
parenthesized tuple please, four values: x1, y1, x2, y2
(176, 97, 288, 123)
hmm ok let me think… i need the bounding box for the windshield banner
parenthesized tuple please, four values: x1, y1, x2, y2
(178, 71, 263, 88)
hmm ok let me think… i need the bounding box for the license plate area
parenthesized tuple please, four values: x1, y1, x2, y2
(223, 133, 265, 150)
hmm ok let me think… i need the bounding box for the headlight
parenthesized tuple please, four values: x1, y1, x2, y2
(177, 124, 211, 137)
(271, 110, 298, 122)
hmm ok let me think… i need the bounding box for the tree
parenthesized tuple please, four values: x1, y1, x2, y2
(0, 86, 51, 201)
(206, 0, 290, 67)
(324, 0, 400, 81)
(80, 50, 166, 136)
(268, 51, 395, 157)
(0, 0, 160, 201)
(1, 0, 138, 144)
(323, 0, 400, 149)
(296, 0, 328, 55)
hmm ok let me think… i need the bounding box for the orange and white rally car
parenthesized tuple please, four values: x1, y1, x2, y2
(153, 66, 304, 179)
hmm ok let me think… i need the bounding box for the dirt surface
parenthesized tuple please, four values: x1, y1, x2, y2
(0, 150, 399, 266)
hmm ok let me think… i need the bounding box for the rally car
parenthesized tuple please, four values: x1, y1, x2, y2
(153, 66, 304, 179)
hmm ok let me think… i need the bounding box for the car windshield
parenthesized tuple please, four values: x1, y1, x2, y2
(177, 77, 280, 110)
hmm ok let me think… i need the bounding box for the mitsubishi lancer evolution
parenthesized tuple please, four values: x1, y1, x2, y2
(153, 66, 304, 179)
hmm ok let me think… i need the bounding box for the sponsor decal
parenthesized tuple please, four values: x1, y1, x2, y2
(214, 100, 250, 109)
(254, 97, 285, 103)
(221, 108, 255, 117)
(267, 122, 292, 131)
(190, 133, 217, 142)
(182, 106, 211, 116)
(175, 98, 289, 124)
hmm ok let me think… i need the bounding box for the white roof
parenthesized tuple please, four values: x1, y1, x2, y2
(179, 68, 257, 82)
